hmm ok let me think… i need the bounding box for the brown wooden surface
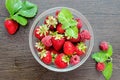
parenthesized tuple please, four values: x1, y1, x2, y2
(0, 0, 120, 80)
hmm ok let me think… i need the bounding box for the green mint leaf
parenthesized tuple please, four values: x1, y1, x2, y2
(92, 51, 108, 62)
(102, 62, 113, 80)
(11, 14, 27, 26)
(65, 26, 78, 39)
(5, 0, 22, 16)
(58, 8, 77, 29)
(106, 44, 113, 57)
(17, 1, 38, 18)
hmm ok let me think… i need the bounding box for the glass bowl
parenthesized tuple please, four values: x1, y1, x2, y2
(29, 7, 94, 72)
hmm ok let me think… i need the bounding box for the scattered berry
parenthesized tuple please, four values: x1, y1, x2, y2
(70, 55, 80, 65)
(99, 41, 108, 51)
(64, 41, 75, 56)
(96, 62, 105, 71)
(54, 54, 69, 68)
(4, 19, 19, 35)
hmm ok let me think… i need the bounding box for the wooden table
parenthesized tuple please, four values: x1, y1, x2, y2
(0, 0, 120, 80)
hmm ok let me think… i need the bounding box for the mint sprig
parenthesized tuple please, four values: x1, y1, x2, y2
(5, 0, 38, 26)
(58, 8, 78, 38)
(92, 44, 113, 80)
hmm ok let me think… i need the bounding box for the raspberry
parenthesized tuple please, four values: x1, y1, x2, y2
(80, 30, 91, 42)
(75, 18, 83, 29)
(70, 55, 80, 65)
(99, 41, 108, 51)
(96, 62, 105, 71)
(41, 36, 52, 47)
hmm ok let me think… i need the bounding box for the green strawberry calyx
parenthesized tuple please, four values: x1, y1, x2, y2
(38, 49, 47, 59)
(77, 42, 87, 53)
(35, 41, 45, 50)
(50, 32, 64, 40)
(36, 25, 49, 36)
(45, 16, 58, 28)
(62, 55, 70, 64)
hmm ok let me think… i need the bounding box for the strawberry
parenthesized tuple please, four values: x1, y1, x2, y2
(75, 42, 87, 56)
(96, 62, 105, 71)
(99, 41, 108, 51)
(35, 41, 45, 52)
(34, 25, 49, 40)
(54, 54, 69, 68)
(63, 41, 75, 56)
(80, 30, 91, 42)
(70, 55, 80, 65)
(44, 16, 58, 30)
(4, 19, 19, 35)
(69, 33, 81, 42)
(75, 18, 82, 29)
(39, 50, 52, 64)
(56, 23, 65, 34)
(41, 36, 52, 47)
(51, 32, 65, 51)
(50, 49, 59, 62)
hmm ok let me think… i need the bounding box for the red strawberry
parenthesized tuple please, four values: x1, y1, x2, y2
(34, 25, 49, 40)
(75, 18, 82, 29)
(41, 36, 52, 47)
(96, 62, 105, 71)
(64, 41, 75, 56)
(75, 42, 87, 56)
(44, 16, 58, 30)
(70, 55, 80, 65)
(51, 32, 65, 51)
(80, 30, 91, 42)
(69, 33, 81, 42)
(39, 50, 52, 64)
(4, 19, 19, 35)
(54, 54, 69, 68)
(56, 23, 65, 34)
(35, 41, 45, 52)
(50, 49, 59, 62)
(99, 41, 108, 51)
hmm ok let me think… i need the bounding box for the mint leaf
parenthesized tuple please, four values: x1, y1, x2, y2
(11, 14, 27, 26)
(102, 62, 113, 80)
(5, 0, 22, 16)
(58, 8, 77, 29)
(92, 51, 108, 62)
(17, 1, 38, 18)
(65, 26, 78, 39)
(106, 44, 113, 57)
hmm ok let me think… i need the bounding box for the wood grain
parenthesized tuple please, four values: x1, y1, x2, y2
(0, 0, 120, 80)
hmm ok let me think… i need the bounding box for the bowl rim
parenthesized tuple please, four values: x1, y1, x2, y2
(29, 7, 94, 72)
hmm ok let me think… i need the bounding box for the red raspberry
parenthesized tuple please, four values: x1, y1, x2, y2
(99, 41, 108, 51)
(80, 30, 91, 42)
(41, 36, 52, 47)
(75, 18, 83, 29)
(96, 62, 105, 71)
(70, 55, 80, 65)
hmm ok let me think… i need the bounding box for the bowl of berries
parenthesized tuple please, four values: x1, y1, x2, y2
(29, 7, 94, 72)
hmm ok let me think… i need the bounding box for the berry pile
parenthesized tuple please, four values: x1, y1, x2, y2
(34, 8, 91, 68)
